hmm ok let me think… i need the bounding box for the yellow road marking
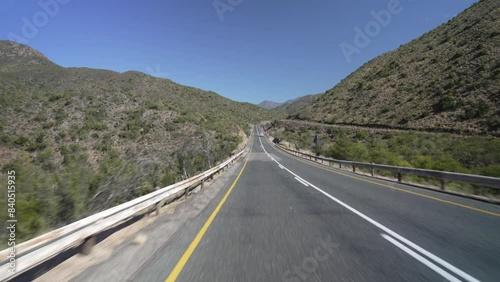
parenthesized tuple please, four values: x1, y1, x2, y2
(165, 145, 253, 281)
(272, 143, 500, 217)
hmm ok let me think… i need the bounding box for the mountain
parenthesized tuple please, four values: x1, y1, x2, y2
(258, 100, 283, 109)
(0, 40, 284, 243)
(258, 94, 322, 113)
(274, 94, 322, 114)
(294, 0, 500, 135)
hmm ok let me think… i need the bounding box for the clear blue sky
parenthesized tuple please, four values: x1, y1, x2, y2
(1, 0, 477, 104)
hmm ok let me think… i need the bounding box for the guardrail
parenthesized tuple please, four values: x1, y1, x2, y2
(0, 147, 247, 281)
(273, 144, 500, 191)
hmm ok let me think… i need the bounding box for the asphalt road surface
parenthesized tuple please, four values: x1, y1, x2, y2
(76, 126, 500, 282)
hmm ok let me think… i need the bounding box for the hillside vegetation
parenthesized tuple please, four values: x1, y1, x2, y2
(0, 40, 284, 245)
(257, 100, 283, 110)
(266, 120, 500, 198)
(294, 0, 500, 135)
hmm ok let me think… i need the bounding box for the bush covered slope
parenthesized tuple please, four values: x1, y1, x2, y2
(0, 40, 284, 244)
(295, 0, 500, 135)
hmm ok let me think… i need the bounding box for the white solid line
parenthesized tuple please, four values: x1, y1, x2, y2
(304, 176, 479, 282)
(259, 137, 480, 282)
(381, 234, 461, 282)
(294, 177, 309, 187)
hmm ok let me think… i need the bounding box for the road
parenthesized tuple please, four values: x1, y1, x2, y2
(75, 126, 500, 282)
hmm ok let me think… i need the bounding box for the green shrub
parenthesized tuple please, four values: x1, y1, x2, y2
(54, 108, 68, 123)
(461, 100, 490, 120)
(42, 121, 55, 129)
(485, 117, 500, 131)
(158, 167, 179, 187)
(411, 155, 435, 169)
(32, 148, 58, 171)
(450, 51, 464, 60)
(34, 111, 48, 122)
(354, 130, 369, 141)
(13, 135, 30, 147)
(380, 106, 391, 114)
(474, 165, 500, 177)
(55, 188, 75, 224)
(145, 100, 163, 110)
(48, 92, 67, 102)
(431, 154, 466, 172)
(433, 95, 457, 112)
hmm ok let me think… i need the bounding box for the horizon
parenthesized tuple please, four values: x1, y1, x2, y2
(1, 0, 478, 104)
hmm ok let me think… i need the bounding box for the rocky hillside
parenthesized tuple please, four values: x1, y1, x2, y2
(0, 40, 284, 243)
(294, 0, 499, 135)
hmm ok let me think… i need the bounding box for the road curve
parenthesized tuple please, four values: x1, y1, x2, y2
(77, 126, 500, 282)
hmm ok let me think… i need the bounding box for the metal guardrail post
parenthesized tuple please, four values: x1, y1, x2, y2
(81, 236, 96, 255)
(156, 199, 166, 216)
(156, 202, 161, 216)
(0, 147, 246, 281)
(353, 166, 356, 173)
(273, 141, 500, 192)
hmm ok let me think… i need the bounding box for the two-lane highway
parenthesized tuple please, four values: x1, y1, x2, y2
(111, 126, 499, 281)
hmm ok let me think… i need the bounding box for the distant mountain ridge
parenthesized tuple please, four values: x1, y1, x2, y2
(274, 94, 321, 114)
(258, 94, 321, 113)
(0, 40, 284, 168)
(293, 0, 500, 135)
(258, 100, 283, 109)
